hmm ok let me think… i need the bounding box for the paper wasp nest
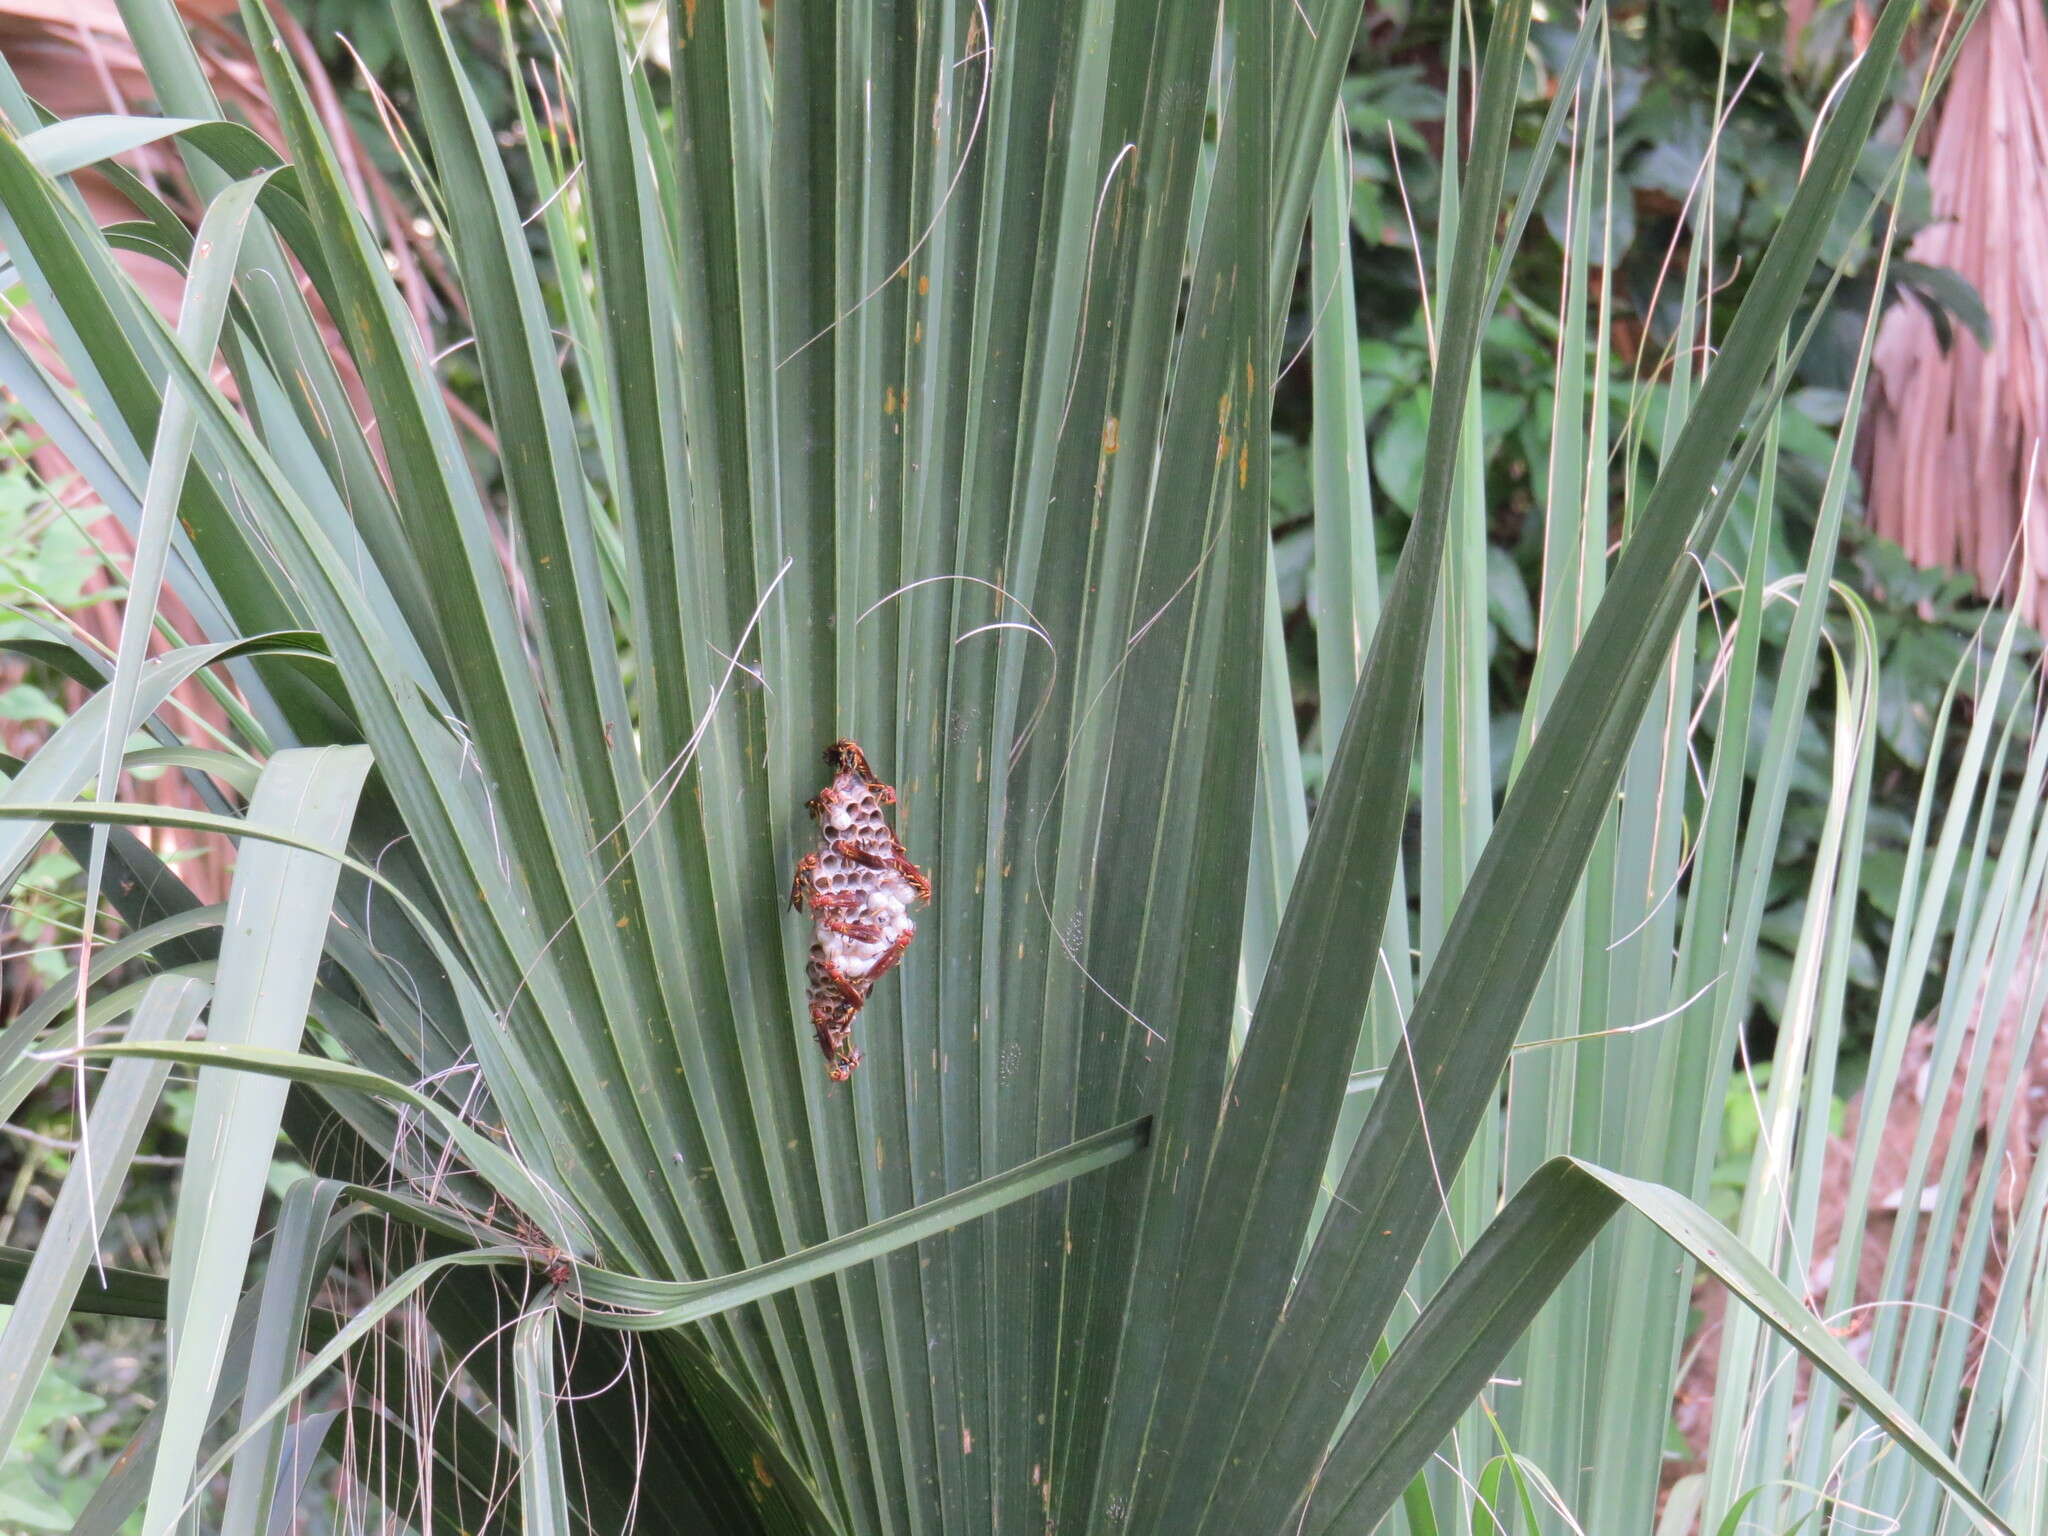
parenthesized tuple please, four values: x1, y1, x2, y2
(788, 740, 930, 1079)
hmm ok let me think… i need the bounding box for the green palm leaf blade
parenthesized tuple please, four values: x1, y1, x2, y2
(1125, 9, 1534, 1531)
(217, 1176, 350, 1536)
(513, 1309, 573, 1535)
(1033, 4, 1276, 1525)
(0, 1247, 169, 1318)
(143, 746, 371, 1536)
(1302, 1159, 2015, 1536)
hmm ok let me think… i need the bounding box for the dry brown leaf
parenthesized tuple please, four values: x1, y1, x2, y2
(1863, 0, 2048, 623)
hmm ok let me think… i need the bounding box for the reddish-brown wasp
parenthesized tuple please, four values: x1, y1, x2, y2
(490, 1202, 577, 1291)
(789, 740, 930, 1079)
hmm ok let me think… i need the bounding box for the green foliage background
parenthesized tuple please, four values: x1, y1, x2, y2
(1267, 5, 2027, 1067)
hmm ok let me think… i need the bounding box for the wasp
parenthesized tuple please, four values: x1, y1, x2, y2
(789, 740, 930, 1080)
(485, 1199, 578, 1291)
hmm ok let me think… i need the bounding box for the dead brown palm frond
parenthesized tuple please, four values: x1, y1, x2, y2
(1784, 0, 1877, 76)
(0, 0, 439, 317)
(1863, 0, 2048, 625)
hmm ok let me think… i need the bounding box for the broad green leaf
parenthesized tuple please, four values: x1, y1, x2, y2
(18, 114, 243, 177)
